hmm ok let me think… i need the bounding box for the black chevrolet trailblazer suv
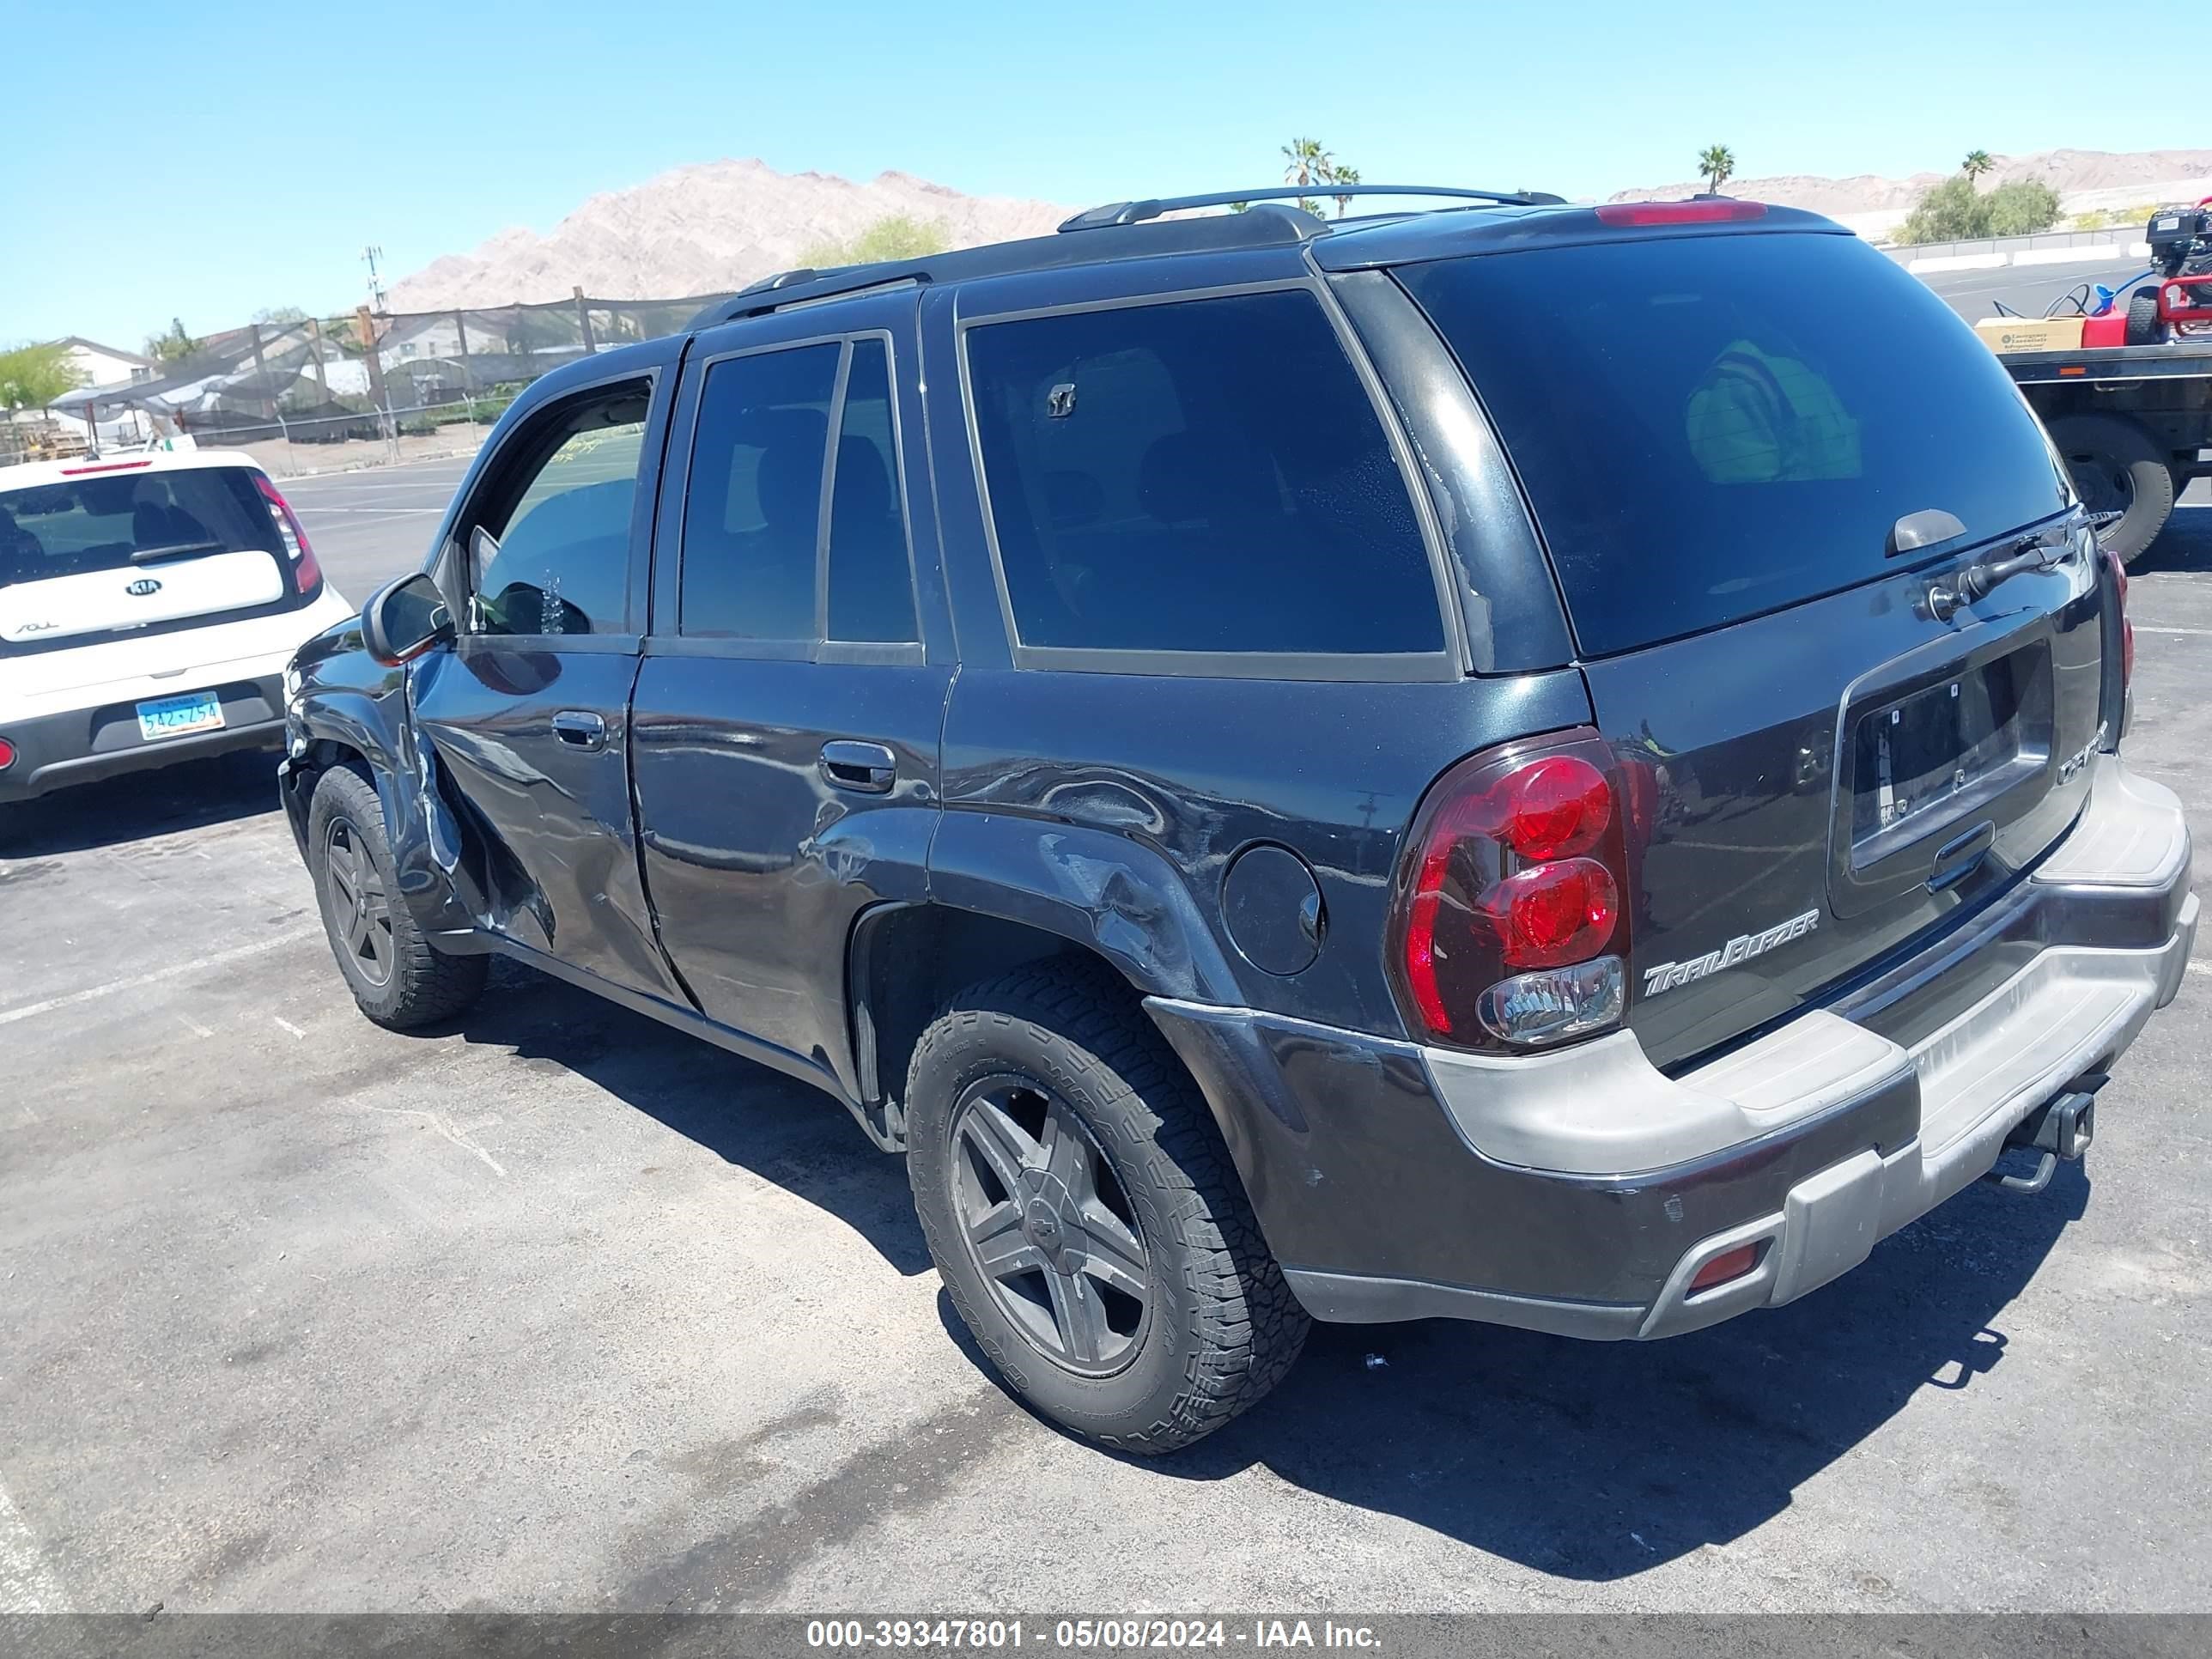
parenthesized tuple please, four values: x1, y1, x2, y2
(283, 185, 2195, 1453)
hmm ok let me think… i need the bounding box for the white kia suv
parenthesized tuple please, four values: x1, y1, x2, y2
(0, 449, 351, 805)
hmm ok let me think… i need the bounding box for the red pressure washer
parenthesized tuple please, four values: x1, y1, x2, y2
(2129, 198, 2212, 342)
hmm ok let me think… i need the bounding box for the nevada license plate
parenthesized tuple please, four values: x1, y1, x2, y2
(136, 690, 225, 742)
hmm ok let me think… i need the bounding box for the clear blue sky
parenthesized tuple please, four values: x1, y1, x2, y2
(5, 0, 2195, 350)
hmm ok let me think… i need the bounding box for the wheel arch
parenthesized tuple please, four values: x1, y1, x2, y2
(284, 687, 480, 937)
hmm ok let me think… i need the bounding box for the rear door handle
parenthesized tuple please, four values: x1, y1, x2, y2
(552, 709, 606, 750)
(820, 739, 896, 793)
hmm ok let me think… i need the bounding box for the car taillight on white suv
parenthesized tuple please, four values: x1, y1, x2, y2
(254, 473, 324, 596)
(1387, 729, 1635, 1050)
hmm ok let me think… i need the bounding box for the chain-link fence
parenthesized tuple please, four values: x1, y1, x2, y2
(27, 289, 734, 477)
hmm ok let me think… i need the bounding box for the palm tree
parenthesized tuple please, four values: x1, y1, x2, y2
(1697, 144, 1735, 195)
(1282, 136, 1332, 216)
(1330, 163, 1362, 218)
(1962, 149, 1994, 189)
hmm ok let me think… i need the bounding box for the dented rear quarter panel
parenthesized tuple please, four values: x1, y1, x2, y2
(936, 665, 1594, 1035)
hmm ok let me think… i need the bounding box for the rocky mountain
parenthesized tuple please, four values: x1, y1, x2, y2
(391, 149, 2212, 312)
(387, 160, 1071, 313)
(1613, 148, 2212, 236)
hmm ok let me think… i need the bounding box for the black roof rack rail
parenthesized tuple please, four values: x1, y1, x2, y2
(1059, 185, 1564, 232)
(734, 265, 849, 296)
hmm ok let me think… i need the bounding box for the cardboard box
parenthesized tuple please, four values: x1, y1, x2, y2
(1973, 317, 2085, 354)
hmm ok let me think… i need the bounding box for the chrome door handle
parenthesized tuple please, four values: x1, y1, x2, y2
(552, 709, 606, 750)
(820, 739, 896, 793)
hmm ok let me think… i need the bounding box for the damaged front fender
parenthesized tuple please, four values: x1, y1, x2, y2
(283, 629, 486, 941)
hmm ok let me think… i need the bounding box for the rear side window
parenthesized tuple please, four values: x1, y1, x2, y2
(963, 289, 1444, 660)
(1400, 233, 2070, 657)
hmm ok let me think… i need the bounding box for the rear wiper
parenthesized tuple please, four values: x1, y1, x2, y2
(128, 540, 226, 564)
(1923, 516, 2083, 622)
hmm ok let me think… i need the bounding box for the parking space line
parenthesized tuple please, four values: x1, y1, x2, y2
(0, 1480, 69, 1614)
(0, 931, 317, 1029)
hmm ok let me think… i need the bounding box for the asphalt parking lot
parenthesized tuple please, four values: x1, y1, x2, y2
(3, 483, 2212, 1613)
(278, 456, 477, 605)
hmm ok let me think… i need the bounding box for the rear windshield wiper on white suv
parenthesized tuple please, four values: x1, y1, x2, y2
(128, 540, 228, 564)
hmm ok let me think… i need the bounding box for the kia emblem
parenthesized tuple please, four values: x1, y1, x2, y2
(126, 577, 162, 597)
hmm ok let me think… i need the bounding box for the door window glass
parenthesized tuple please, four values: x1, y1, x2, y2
(826, 338, 919, 642)
(471, 381, 649, 636)
(680, 343, 839, 639)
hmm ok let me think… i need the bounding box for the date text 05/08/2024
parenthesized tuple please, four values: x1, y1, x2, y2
(805, 1619, 1382, 1650)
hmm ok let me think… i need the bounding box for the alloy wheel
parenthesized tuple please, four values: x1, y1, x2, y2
(322, 817, 395, 988)
(951, 1077, 1152, 1376)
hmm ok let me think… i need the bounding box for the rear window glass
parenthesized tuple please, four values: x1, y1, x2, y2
(964, 289, 1444, 659)
(1400, 233, 2070, 657)
(1, 466, 277, 588)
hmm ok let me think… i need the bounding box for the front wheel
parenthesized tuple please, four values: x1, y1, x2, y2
(2051, 413, 2176, 564)
(906, 961, 1308, 1454)
(307, 764, 486, 1030)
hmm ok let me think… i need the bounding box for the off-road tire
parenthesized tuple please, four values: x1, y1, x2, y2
(906, 959, 1309, 1454)
(307, 763, 486, 1030)
(2051, 412, 2176, 564)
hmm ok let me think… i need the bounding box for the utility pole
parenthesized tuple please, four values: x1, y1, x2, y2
(573, 286, 596, 356)
(362, 245, 388, 313)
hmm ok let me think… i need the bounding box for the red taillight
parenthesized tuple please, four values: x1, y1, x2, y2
(1689, 1243, 1761, 1293)
(1389, 730, 1635, 1048)
(1488, 859, 1620, 969)
(1595, 199, 1767, 227)
(253, 473, 322, 595)
(1492, 754, 1612, 860)
(0, 738, 15, 771)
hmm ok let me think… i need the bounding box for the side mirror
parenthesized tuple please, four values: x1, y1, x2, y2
(361, 572, 455, 667)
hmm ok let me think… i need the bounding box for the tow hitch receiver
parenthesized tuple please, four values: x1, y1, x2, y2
(1987, 1074, 2104, 1194)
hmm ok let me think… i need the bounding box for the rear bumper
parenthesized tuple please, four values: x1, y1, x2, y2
(0, 672, 288, 802)
(1146, 753, 2196, 1340)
